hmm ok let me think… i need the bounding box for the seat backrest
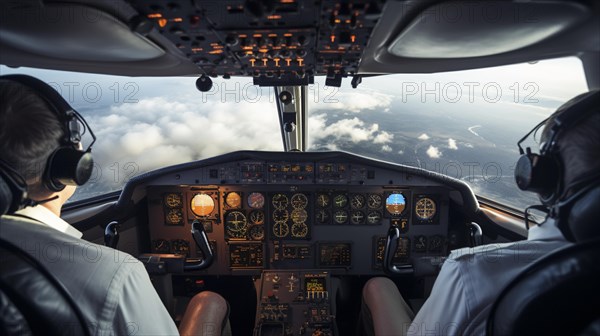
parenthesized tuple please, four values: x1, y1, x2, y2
(0, 236, 90, 336)
(486, 238, 600, 336)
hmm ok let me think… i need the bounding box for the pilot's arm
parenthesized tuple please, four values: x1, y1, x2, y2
(409, 243, 534, 335)
(108, 260, 180, 335)
(408, 253, 469, 336)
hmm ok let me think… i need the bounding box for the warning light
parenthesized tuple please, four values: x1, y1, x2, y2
(297, 58, 304, 66)
(147, 13, 162, 18)
(351, 35, 356, 43)
(173, 17, 183, 22)
(250, 59, 256, 66)
(158, 18, 168, 28)
(330, 35, 336, 43)
(267, 15, 282, 20)
(274, 58, 281, 67)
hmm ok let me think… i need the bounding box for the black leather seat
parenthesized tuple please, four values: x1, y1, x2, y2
(0, 235, 90, 336)
(487, 238, 600, 336)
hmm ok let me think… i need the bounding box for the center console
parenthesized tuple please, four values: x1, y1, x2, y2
(254, 270, 336, 336)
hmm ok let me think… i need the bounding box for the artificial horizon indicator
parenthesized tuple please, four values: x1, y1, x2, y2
(190, 193, 215, 217)
(385, 193, 406, 215)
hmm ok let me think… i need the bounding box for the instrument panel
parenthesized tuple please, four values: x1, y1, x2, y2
(145, 155, 457, 276)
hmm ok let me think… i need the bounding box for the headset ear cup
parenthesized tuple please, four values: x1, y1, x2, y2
(45, 148, 94, 192)
(514, 153, 560, 203)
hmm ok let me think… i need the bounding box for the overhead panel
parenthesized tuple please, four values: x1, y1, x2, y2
(127, 0, 383, 86)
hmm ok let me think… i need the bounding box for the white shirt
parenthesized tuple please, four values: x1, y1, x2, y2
(1, 210, 180, 336)
(408, 219, 569, 335)
(15, 205, 83, 238)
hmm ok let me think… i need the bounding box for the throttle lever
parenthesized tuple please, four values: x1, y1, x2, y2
(104, 221, 120, 248)
(384, 226, 413, 275)
(186, 220, 214, 270)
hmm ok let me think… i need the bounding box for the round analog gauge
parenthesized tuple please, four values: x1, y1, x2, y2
(171, 239, 190, 257)
(191, 193, 215, 217)
(367, 194, 382, 209)
(415, 198, 436, 220)
(165, 193, 182, 208)
(429, 235, 444, 251)
(165, 208, 183, 225)
(272, 209, 289, 222)
(272, 193, 288, 209)
(225, 211, 248, 238)
(153, 239, 170, 253)
(248, 192, 265, 209)
(291, 209, 308, 223)
(272, 222, 289, 238)
(316, 193, 330, 207)
(385, 193, 406, 215)
(351, 194, 366, 209)
(291, 223, 308, 238)
(225, 192, 242, 208)
(333, 210, 348, 224)
(415, 235, 427, 252)
(333, 194, 348, 208)
(367, 211, 382, 225)
(316, 209, 330, 223)
(249, 225, 264, 240)
(249, 210, 265, 224)
(350, 210, 365, 225)
(291, 193, 308, 209)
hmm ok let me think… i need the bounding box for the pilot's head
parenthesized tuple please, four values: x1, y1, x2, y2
(515, 90, 600, 241)
(540, 93, 600, 201)
(0, 75, 94, 213)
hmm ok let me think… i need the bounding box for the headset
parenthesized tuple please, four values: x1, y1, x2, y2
(515, 89, 600, 241)
(0, 74, 95, 214)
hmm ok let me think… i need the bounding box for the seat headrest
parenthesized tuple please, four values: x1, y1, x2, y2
(568, 184, 600, 242)
(487, 238, 600, 335)
(0, 237, 90, 336)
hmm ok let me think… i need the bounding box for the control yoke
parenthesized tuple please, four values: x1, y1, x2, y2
(384, 226, 413, 275)
(185, 220, 214, 270)
(104, 221, 120, 248)
(138, 220, 214, 274)
(468, 222, 483, 247)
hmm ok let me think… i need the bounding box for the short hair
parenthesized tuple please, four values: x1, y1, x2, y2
(542, 100, 600, 196)
(0, 79, 63, 199)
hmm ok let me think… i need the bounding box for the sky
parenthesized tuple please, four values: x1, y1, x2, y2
(0, 56, 589, 207)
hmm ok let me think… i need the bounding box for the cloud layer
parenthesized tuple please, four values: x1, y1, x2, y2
(88, 94, 282, 186)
